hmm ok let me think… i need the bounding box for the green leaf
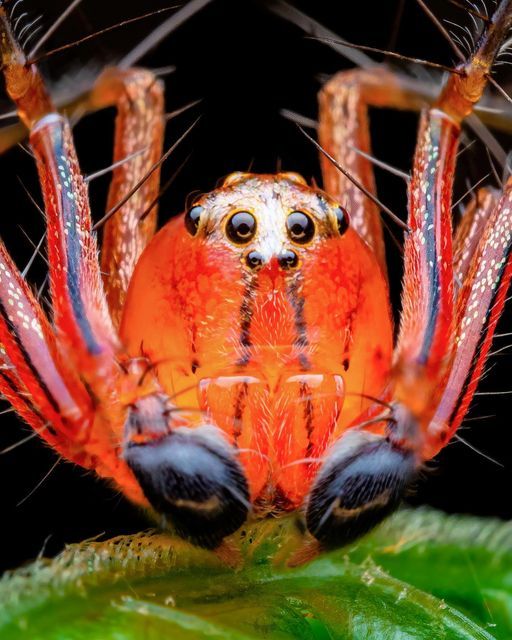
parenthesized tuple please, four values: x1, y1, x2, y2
(1, 508, 511, 639)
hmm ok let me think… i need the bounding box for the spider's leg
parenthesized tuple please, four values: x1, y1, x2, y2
(306, 1, 512, 549)
(453, 188, 499, 287)
(0, 8, 149, 501)
(91, 69, 165, 328)
(318, 67, 446, 431)
(0, 241, 95, 467)
(393, 0, 512, 428)
(319, 67, 429, 274)
(425, 181, 512, 458)
(0, 10, 118, 382)
(305, 101, 461, 549)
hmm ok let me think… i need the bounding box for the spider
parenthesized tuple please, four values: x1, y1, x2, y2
(1, 0, 512, 559)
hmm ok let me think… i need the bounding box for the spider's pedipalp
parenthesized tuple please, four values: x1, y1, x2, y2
(305, 427, 418, 549)
(124, 424, 250, 549)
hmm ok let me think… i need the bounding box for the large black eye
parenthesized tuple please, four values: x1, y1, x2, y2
(226, 211, 256, 244)
(287, 211, 315, 244)
(185, 205, 203, 236)
(306, 429, 417, 549)
(334, 206, 349, 235)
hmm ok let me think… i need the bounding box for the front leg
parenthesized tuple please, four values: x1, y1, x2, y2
(0, 8, 251, 544)
(305, 1, 512, 550)
(318, 66, 449, 431)
(319, 67, 428, 273)
(0, 7, 149, 502)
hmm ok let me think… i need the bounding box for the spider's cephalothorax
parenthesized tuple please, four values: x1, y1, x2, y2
(121, 173, 394, 518)
(1, 2, 512, 557)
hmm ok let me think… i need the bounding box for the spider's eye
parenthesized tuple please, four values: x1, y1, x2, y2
(334, 206, 349, 235)
(226, 211, 257, 244)
(287, 211, 315, 244)
(185, 205, 203, 236)
(306, 429, 417, 549)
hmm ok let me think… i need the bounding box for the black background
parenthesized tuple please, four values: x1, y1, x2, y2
(1, 0, 512, 573)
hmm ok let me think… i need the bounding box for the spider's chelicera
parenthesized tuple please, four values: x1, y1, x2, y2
(1, 2, 512, 558)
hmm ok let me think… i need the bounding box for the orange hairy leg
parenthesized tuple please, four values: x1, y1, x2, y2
(303, 1, 512, 549)
(0, 7, 97, 454)
(412, 4, 512, 453)
(425, 180, 512, 458)
(316, 68, 498, 433)
(0, 4, 251, 545)
(397, 0, 512, 450)
(0, 242, 93, 465)
(94, 69, 165, 328)
(0, 5, 165, 503)
(318, 68, 426, 274)
(453, 188, 499, 285)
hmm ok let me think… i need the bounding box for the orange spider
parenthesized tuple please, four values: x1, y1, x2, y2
(1, 0, 512, 555)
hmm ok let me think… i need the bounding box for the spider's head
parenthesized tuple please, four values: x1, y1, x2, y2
(182, 172, 350, 274)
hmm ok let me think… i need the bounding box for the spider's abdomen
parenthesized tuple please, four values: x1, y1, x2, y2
(120, 175, 393, 509)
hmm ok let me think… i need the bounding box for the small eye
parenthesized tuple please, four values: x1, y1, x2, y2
(334, 206, 349, 235)
(286, 211, 315, 244)
(226, 211, 256, 244)
(185, 205, 203, 236)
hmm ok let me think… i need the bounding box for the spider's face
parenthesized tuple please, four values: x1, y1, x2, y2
(184, 172, 349, 274)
